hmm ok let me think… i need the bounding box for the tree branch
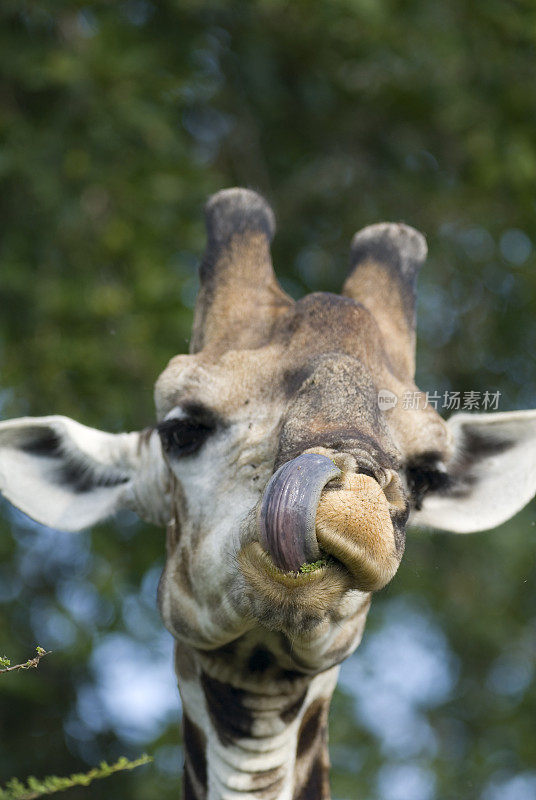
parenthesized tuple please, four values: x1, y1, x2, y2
(0, 647, 51, 675)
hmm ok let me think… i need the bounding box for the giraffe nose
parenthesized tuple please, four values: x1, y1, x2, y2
(258, 453, 341, 572)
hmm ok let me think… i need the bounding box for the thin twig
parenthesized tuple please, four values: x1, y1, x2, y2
(0, 648, 52, 675)
(0, 755, 152, 800)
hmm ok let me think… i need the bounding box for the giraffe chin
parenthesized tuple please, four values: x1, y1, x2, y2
(238, 541, 355, 624)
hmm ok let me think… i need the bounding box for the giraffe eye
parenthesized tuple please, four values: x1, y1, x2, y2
(157, 417, 214, 457)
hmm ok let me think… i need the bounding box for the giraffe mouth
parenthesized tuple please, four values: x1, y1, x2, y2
(255, 452, 402, 592)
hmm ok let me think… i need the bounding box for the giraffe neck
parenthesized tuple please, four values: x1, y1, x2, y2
(174, 637, 339, 800)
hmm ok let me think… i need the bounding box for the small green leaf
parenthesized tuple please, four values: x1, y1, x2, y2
(299, 557, 331, 573)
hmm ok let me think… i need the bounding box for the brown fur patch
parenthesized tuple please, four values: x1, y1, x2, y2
(249, 766, 286, 796)
(248, 647, 276, 674)
(293, 755, 329, 800)
(183, 768, 196, 800)
(211, 638, 239, 659)
(183, 761, 207, 800)
(294, 698, 331, 800)
(280, 689, 308, 724)
(200, 671, 254, 745)
(183, 713, 207, 794)
(296, 698, 325, 759)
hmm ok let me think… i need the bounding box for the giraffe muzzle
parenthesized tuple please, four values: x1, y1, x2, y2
(258, 453, 342, 572)
(258, 453, 401, 590)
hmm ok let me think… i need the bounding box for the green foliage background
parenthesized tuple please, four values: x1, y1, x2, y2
(1, 2, 535, 798)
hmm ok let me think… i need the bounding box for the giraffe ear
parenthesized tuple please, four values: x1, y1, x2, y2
(409, 410, 536, 533)
(0, 416, 170, 531)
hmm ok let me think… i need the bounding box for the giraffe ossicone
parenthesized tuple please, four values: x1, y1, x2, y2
(1, 188, 536, 799)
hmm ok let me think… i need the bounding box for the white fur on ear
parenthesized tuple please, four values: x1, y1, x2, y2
(410, 410, 536, 533)
(0, 416, 170, 531)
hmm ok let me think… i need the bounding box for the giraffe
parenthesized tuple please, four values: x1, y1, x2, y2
(1, 188, 536, 800)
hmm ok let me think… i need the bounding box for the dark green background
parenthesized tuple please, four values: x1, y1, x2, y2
(1, 2, 535, 798)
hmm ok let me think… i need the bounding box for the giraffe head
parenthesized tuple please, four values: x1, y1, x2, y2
(1, 188, 536, 668)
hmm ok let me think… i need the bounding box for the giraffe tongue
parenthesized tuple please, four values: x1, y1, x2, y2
(258, 453, 341, 572)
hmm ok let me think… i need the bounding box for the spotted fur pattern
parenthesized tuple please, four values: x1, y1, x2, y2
(174, 633, 352, 800)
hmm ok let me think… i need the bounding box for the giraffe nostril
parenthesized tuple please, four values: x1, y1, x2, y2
(258, 453, 341, 572)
